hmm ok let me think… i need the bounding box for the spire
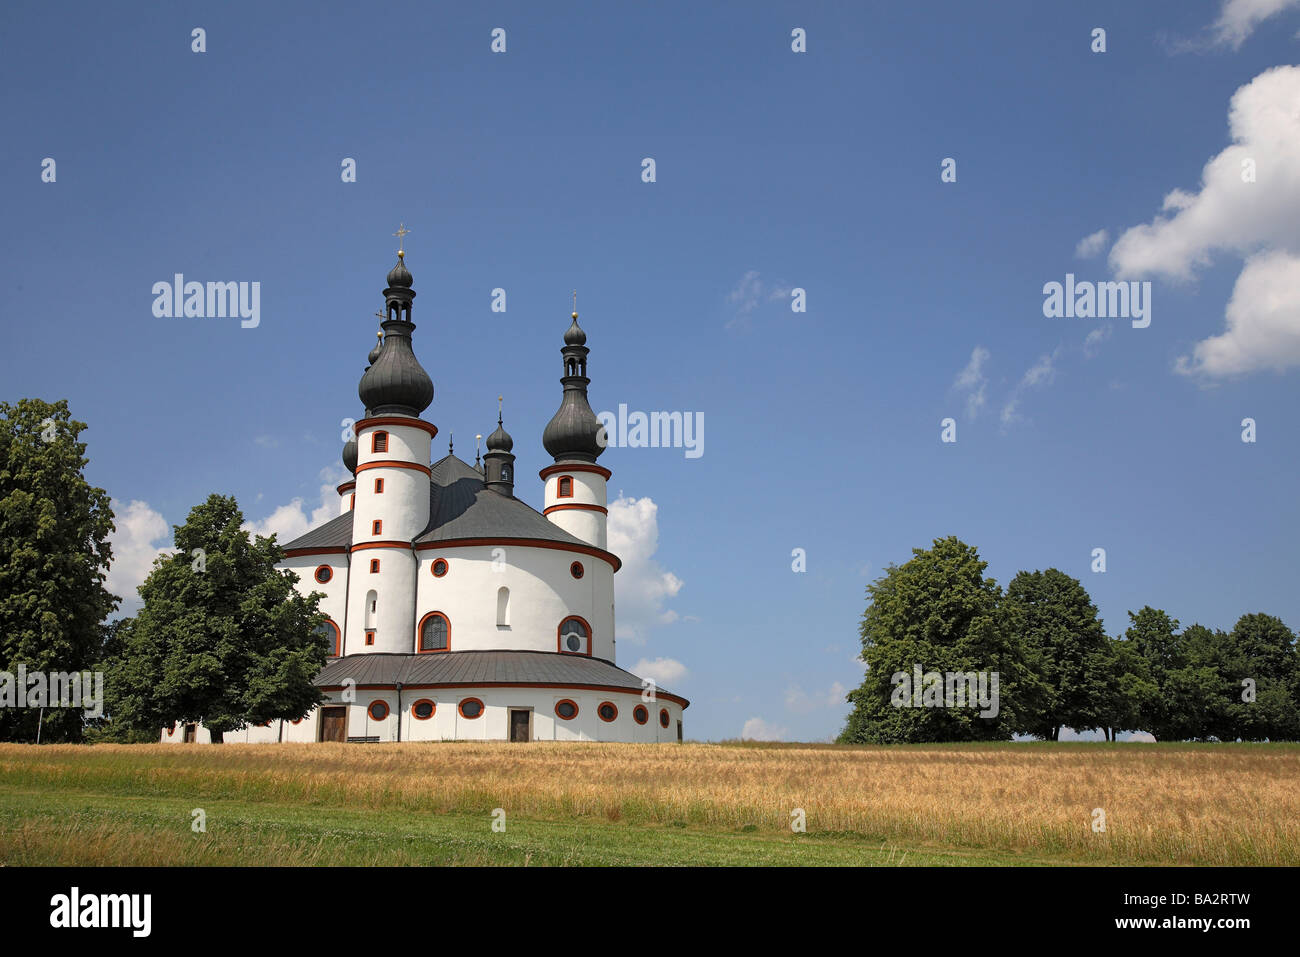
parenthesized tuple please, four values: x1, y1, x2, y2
(358, 233, 434, 416)
(474, 434, 483, 472)
(543, 302, 605, 463)
(448, 432, 453, 456)
(484, 395, 517, 496)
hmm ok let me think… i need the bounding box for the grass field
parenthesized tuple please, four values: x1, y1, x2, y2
(1, 741, 1297, 866)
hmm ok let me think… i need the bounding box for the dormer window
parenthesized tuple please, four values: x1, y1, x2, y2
(558, 476, 573, 498)
(372, 431, 388, 453)
(558, 616, 590, 655)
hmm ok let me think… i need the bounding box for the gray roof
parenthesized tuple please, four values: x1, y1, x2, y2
(313, 650, 688, 706)
(282, 453, 598, 555)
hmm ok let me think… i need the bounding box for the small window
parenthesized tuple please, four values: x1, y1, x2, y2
(374, 477, 384, 493)
(558, 476, 573, 498)
(365, 630, 375, 646)
(315, 619, 340, 656)
(501, 465, 511, 481)
(314, 565, 332, 584)
(412, 699, 436, 720)
(597, 702, 618, 722)
(659, 708, 670, 728)
(558, 616, 590, 655)
(555, 699, 579, 720)
(570, 561, 584, 580)
(633, 705, 649, 725)
(370, 558, 380, 573)
(419, 612, 449, 652)
(368, 700, 389, 721)
(372, 519, 382, 535)
(459, 698, 484, 719)
(372, 431, 388, 453)
(431, 558, 448, 578)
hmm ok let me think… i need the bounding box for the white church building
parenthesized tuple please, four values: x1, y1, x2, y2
(164, 246, 687, 744)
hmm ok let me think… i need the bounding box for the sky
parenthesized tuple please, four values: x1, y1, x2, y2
(3, 0, 1300, 742)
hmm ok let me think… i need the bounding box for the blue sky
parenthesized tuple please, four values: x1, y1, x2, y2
(4, 1, 1300, 741)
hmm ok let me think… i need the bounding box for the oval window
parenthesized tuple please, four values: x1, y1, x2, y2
(432, 558, 448, 577)
(570, 561, 584, 579)
(633, 705, 649, 725)
(412, 699, 435, 720)
(659, 708, 670, 728)
(314, 565, 332, 584)
(555, 699, 579, 720)
(598, 702, 617, 722)
(368, 700, 389, 721)
(459, 698, 484, 719)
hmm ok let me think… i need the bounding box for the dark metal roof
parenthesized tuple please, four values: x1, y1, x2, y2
(313, 649, 688, 706)
(280, 509, 353, 551)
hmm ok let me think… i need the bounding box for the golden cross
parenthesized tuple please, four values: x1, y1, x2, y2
(393, 222, 411, 254)
(373, 311, 385, 324)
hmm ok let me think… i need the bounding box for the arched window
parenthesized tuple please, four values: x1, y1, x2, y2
(557, 616, 590, 655)
(315, 619, 341, 656)
(368, 700, 389, 721)
(365, 590, 377, 629)
(496, 586, 510, 627)
(418, 611, 450, 653)
(372, 431, 388, 453)
(314, 565, 332, 584)
(558, 476, 573, 498)
(555, 699, 579, 720)
(501, 465, 511, 482)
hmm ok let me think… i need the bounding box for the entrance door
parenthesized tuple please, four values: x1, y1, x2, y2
(509, 708, 531, 742)
(319, 706, 347, 743)
(183, 723, 197, 743)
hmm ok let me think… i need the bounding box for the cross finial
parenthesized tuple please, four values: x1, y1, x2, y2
(393, 222, 411, 257)
(572, 289, 578, 318)
(449, 432, 453, 455)
(498, 394, 504, 425)
(374, 309, 385, 324)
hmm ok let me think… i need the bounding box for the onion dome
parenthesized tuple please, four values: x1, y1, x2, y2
(342, 436, 358, 475)
(357, 251, 435, 416)
(484, 397, 517, 496)
(542, 309, 605, 462)
(386, 255, 413, 289)
(487, 404, 513, 453)
(367, 331, 383, 367)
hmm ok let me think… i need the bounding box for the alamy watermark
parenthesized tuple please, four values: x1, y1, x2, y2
(152, 275, 260, 328)
(1042, 273, 1150, 328)
(0, 666, 104, 718)
(596, 404, 703, 459)
(890, 664, 999, 718)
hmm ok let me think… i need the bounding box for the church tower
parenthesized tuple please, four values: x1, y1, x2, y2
(344, 238, 436, 655)
(541, 306, 610, 550)
(483, 398, 516, 496)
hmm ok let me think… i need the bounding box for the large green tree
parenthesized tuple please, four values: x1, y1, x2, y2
(1002, 568, 1110, 740)
(839, 536, 1044, 743)
(1092, 636, 1160, 741)
(104, 494, 328, 742)
(1221, 614, 1299, 741)
(0, 399, 117, 742)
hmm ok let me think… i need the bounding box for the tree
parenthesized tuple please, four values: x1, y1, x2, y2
(0, 399, 117, 742)
(103, 494, 328, 742)
(1002, 568, 1109, 740)
(838, 536, 1044, 744)
(1092, 637, 1159, 741)
(1224, 613, 1299, 741)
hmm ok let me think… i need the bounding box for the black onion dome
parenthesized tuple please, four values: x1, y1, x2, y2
(358, 324, 434, 415)
(543, 397, 604, 461)
(563, 314, 587, 345)
(342, 436, 358, 475)
(386, 255, 413, 289)
(487, 416, 513, 453)
(367, 333, 383, 367)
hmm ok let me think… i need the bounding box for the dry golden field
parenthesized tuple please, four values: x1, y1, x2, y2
(1, 741, 1297, 865)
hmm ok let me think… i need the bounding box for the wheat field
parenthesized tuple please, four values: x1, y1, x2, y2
(1, 741, 1297, 865)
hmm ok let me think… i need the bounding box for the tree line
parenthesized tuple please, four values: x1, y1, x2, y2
(839, 536, 1299, 743)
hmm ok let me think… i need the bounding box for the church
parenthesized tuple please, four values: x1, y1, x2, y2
(164, 241, 687, 743)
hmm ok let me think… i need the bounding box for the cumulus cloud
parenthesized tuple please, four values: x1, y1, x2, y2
(953, 345, 991, 419)
(630, 657, 689, 686)
(105, 499, 174, 613)
(608, 495, 684, 644)
(740, 716, 788, 741)
(784, 681, 849, 714)
(1208, 0, 1300, 48)
(1109, 66, 1300, 377)
(243, 468, 344, 544)
(1075, 229, 1109, 259)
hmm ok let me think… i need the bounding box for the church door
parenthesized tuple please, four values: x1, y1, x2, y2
(509, 708, 531, 742)
(183, 723, 197, 743)
(319, 707, 347, 743)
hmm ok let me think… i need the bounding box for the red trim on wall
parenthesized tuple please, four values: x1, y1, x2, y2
(371, 520, 383, 535)
(349, 540, 410, 553)
(365, 630, 375, 646)
(349, 493, 355, 510)
(411, 698, 436, 720)
(356, 416, 440, 439)
(374, 477, 384, 493)
(314, 565, 333, 584)
(335, 481, 356, 495)
(431, 557, 448, 577)
(633, 705, 649, 725)
(414, 537, 620, 573)
(659, 708, 670, 728)
(570, 561, 584, 579)
(597, 701, 618, 722)
(369, 558, 380, 573)
(368, 700, 389, 721)
(544, 503, 608, 515)
(458, 697, 484, 719)
(356, 460, 433, 476)
(557, 615, 592, 656)
(316, 681, 689, 709)
(416, 611, 451, 653)
(540, 463, 611, 481)
(554, 698, 579, 720)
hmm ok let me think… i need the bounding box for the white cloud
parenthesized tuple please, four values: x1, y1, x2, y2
(1075, 229, 1109, 259)
(784, 681, 849, 714)
(740, 716, 788, 741)
(1000, 348, 1061, 428)
(1083, 325, 1112, 358)
(1108, 67, 1300, 376)
(105, 499, 174, 613)
(953, 345, 990, 419)
(608, 495, 683, 644)
(725, 270, 792, 328)
(243, 469, 344, 544)
(630, 657, 689, 686)
(1209, 0, 1300, 49)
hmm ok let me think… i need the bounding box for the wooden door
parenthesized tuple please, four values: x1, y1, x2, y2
(183, 723, 196, 743)
(319, 706, 347, 743)
(509, 709, 531, 742)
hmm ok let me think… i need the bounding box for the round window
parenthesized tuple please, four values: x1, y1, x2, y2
(368, 700, 389, 721)
(412, 699, 435, 720)
(459, 698, 484, 719)
(555, 699, 579, 720)
(432, 558, 448, 577)
(314, 565, 332, 584)
(559, 617, 589, 654)
(659, 708, 670, 728)
(633, 705, 649, 725)
(570, 561, 584, 579)
(598, 702, 617, 722)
